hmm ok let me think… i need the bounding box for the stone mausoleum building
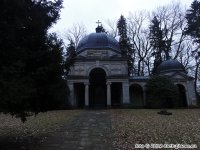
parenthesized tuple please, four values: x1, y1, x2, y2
(67, 25, 197, 108)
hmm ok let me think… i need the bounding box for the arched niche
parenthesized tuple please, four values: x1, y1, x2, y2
(129, 84, 144, 107)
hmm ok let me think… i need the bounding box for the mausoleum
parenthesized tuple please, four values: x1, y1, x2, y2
(67, 25, 197, 108)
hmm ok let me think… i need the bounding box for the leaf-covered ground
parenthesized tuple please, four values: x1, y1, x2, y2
(0, 110, 81, 150)
(0, 109, 200, 150)
(110, 109, 200, 150)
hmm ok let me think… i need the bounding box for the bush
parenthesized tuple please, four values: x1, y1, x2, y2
(146, 75, 178, 108)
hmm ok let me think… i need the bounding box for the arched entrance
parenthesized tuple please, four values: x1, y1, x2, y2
(130, 84, 144, 107)
(89, 68, 107, 108)
(176, 84, 187, 107)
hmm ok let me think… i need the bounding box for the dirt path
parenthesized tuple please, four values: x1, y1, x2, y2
(33, 110, 112, 150)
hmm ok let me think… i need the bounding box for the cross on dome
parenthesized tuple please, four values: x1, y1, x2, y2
(95, 20, 105, 33)
(96, 20, 102, 27)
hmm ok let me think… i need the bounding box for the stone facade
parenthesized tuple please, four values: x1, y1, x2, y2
(67, 31, 197, 108)
(159, 71, 197, 106)
(68, 47, 130, 107)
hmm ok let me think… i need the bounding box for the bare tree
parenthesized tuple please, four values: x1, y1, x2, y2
(64, 24, 87, 48)
(151, 2, 192, 63)
(128, 11, 153, 76)
(171, 41, 194, 72)
(125, 2, 194, 76)
(105, 19, 118, 38)
(190, 45, 200, 95)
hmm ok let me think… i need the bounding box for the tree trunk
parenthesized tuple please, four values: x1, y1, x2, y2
(194, 62, 200, 94)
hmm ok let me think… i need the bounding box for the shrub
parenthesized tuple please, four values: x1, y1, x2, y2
(146, 75, 178, 108)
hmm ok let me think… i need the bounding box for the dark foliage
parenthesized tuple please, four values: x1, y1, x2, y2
(117, 15, 134, 75)
(65, 40, 76, 75)
(0, 0, 67, 122)
(185, 0, 200, 43)
(149, 16, 171, 74)
(185, 0, 200, 96)
(146, 76, 178, 108)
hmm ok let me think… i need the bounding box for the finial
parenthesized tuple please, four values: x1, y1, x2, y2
(96, 20, 102, 27)
(95, 20, 105, 33)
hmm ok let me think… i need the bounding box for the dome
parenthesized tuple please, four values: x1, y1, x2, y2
(76, 32, 120, 53)
(157, 60, 186, 73)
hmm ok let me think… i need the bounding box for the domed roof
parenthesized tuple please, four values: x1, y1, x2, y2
(76, 32, 120, 53)
(157, 60, 186, 73)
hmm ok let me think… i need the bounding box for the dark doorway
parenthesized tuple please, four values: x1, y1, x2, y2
(177, 84, 187, 107)
(111, 83, 122, 107)
(89, 68, 107, 108)
(130, 84, 144, 107)
(74, 83, 85, 108)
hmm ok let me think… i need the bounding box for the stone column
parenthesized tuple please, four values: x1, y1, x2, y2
(107, 82, 111, 107)
(143, 87, 146, 106)
(68, 82, 75, 107)
(122, 82, 130, 105)
(84, 82, 89, 107)
(185, 84, 190, 106)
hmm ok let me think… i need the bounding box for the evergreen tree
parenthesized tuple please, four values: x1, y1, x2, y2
(185, 0, 200, 43)
(185, 0, 200, 96)
(117, 15, 134, 75)
(38, 33, 68, 110)
(0, 0, 66, 121)
(117, 15, 128, 41)
(65, 40, 76, 74)
(149, 16, 171, 74)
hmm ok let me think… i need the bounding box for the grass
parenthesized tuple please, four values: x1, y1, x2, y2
(110, 109, 200, 150)
(0, 110, 81, 150)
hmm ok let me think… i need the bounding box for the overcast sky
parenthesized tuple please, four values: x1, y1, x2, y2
(49, 0, 194, 35)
